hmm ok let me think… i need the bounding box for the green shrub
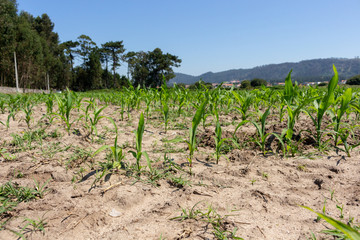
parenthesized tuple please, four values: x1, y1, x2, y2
(347, 75, 360, 85)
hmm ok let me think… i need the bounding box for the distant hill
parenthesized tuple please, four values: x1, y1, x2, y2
(170, 58, 360, 85)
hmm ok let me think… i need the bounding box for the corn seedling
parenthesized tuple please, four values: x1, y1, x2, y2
(232, 91, 253, 121)
(306, 65, 339, 148)
(119, 94, 126, 121)
(0, 98, 6, 114)
(282, 71, 315, 156)
(337, 127, 360, 157)
(213, 120, 230, 164)
(21, 100, 34, 129)
(185, 101, 206, 170)
(6, 108, 17, 130)
(161, 99, 170, 133)
(45, 93, 54, 115)
(54, 89, 77, 135)
(250, 107, 272, 155)
(93, 117, 125, 171)
(83, 101, 107, 142)
(329, 87, 352, 146)
(129, 112, 150, 172)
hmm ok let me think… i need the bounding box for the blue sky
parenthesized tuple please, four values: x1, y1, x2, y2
(17, 0, 360, 76)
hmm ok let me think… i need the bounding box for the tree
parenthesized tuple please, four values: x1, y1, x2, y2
(102, 41, 125, 87)
(61, 41, 78, 70)
(131, 48, 181, 87)
(76, 35, 96, 65)
(16, 11, 44, 90)
(86, 49, 103, 89)
(33, 13, 61, 90)
(240, 80, 251, 88)
(61, 40, 79, 87)
(124, 51, 137, 80)
(346, 75, 360, 85)
(250, 78, 267, 87)
(0, 0, 17, 86)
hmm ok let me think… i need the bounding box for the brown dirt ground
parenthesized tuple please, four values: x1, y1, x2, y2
(0, 101, 359, 240)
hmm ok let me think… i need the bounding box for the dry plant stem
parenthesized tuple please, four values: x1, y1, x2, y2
(257, 225, 266, 239)
(101, 181, 122, 194)
(65, 213, 89, 230)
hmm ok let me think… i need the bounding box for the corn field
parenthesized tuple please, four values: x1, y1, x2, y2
(0, 67, 360, 239)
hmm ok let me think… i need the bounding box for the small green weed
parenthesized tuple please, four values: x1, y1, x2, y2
(171, 202, 243, 239)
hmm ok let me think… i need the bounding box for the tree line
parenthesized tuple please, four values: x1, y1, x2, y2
(0, 0, 181, 91)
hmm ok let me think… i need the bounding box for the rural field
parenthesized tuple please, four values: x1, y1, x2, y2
(0, 70, 360, 240)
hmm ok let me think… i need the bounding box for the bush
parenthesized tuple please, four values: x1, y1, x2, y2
(250, 78, 267, 87)
(347, 75, 360, 85)
(240, 80, 251, 88)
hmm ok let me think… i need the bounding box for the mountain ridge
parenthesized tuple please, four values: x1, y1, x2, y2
(170, 58, 360, 85)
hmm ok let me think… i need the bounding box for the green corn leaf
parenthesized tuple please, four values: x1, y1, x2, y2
(284, 70, 294, 104)
(251, 121, 262, 138)
(129, 150, 137, 159)
(190, 101, 206, 145)
(234, 120, 249, 136)
(338, 88, 352, 117)
(92, 145, 111, 157)
(301, 205, 360, 240)
(319, 65, 338, 117)
(215, 121, 221, 138)
(136, 113, 145, 153)
(143, 152, 152, 172)
(260, 107, 271, 135)
(163, 135, 184, 143)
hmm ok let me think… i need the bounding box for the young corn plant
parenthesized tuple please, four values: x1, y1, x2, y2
(161, 99, 170, 133)
(232, 91, 253, 121)
(92, 117, 125, 177)
(81, 98, 94, 122)
(45, 93, 54, 115)
(0, 98, 6, 114)
(54, 89, 76, 135)
(144, 92, 154, 118)
(177, 92, 187, 117)
(89, 104, 107, 140)
(250, 107, 272, 155)
(306, 65, 339, 148)
(119, 94, 126, 121)
(72, 91, 83, 112)
(337, 127, 360, 157)
(81, 100, 107, 142)
(276, 91, 287, 123)
(168, 101, 206, 173)
(185, 101, 206, 170)
(281, 70, 314, 156)
(42, 93, 56, 124)
(129, 112, 150, 173)
(213, 120, 230, 164)
(328, 88, 352, 146)
(5, 95, 20, 130)
(21, 100, 34, 129)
